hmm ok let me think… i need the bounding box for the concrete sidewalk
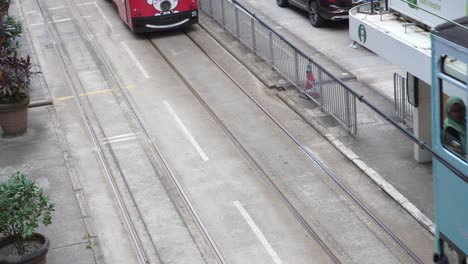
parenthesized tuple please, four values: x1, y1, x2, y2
(198, 3, 434, 235)
(0, 0, 100, 263)
(0, 107, 99, 264)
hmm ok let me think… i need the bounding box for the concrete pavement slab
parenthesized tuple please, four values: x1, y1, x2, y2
(0, 107, 97, 264)
(0, 108, 62, 172)
(47, 243, 96, 264)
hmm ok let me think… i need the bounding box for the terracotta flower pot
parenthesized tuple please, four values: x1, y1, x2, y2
(0, 1, 10, 12)
(0, 2, 9, 19)
(0, 97, 30, 136)
(0, 36, 6, 46)
(0, 233, 50, 264)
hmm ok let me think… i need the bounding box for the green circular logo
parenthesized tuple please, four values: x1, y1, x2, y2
(358, 24, 367, 43)
(407, 0, 418, 9)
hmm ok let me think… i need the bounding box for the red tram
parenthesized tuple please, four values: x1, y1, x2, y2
(113, 0, 199, 32)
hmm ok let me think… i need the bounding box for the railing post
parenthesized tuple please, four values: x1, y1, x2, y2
(221, 0, 225, 27)
(294, 51, 299, 84)
(269, 30, 274, 67)
(402, 77, 406, 124)
(353, 97, 357, 134)
(401, 78, 408, 123)
(251, 18, 256, 55)
(394, 73, 398, 114)
(345, 91, 351, 134)
(208, 0, 213, 17)
(318, 69, 324, 111)
(234, 3, 240, 38)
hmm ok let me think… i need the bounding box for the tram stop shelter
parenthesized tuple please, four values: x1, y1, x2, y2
(349, 0, 467, 163)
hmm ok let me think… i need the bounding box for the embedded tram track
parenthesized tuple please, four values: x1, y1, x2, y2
(28, 0, 425, 262)
(146, 34, 342, 264)
(105, 28, 342, 261)
(31, 0, 151, 263)
(30, 0, 227, 263)
(146, 30, 425, 264)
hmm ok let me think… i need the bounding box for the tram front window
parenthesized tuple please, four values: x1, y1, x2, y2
(440, 56, 467, 161)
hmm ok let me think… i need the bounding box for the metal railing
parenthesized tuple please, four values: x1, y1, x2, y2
(199, 0, 358, 134)
(394, 73, 413, 127)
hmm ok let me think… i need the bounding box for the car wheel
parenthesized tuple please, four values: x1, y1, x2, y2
(309, 1, 325, 27)
(277, 0, 289, 7)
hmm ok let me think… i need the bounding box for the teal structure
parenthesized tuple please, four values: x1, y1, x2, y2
(431, 16, 468, 263)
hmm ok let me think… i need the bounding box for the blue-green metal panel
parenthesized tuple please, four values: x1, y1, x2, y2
(431, 33, 468, 257)
(433, 162, 468, 255)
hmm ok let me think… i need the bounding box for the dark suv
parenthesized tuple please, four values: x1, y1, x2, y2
(277, 0, 355, 27)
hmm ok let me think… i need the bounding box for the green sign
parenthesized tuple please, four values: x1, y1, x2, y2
(358, 24, 367, 43)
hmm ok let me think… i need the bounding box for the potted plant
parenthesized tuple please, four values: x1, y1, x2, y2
(0, 14, 23, 49)
(0, 172, 54, 264)
(0, 48, 37, 136)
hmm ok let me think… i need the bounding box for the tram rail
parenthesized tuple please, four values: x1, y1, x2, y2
(32, 0, 150, 263)
(147, 34, 342, 264)
(147, 29, 424, 264)
(31, 0, 225, 263)
(27, 0, 426, 262)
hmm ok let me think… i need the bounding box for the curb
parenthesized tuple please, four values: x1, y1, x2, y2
(29, 99, 53, 108)
(15, 0, 105, 260)
(48, 106, 106, 264)
(198, 11, 436, 236)
(277, 92, 436, 235)
(13, 0, 51, 101)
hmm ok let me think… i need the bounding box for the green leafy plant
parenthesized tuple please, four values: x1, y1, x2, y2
(0, 48, 38, 104)
(0, 172, 54, 255)
(1, 14, 23, 50)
